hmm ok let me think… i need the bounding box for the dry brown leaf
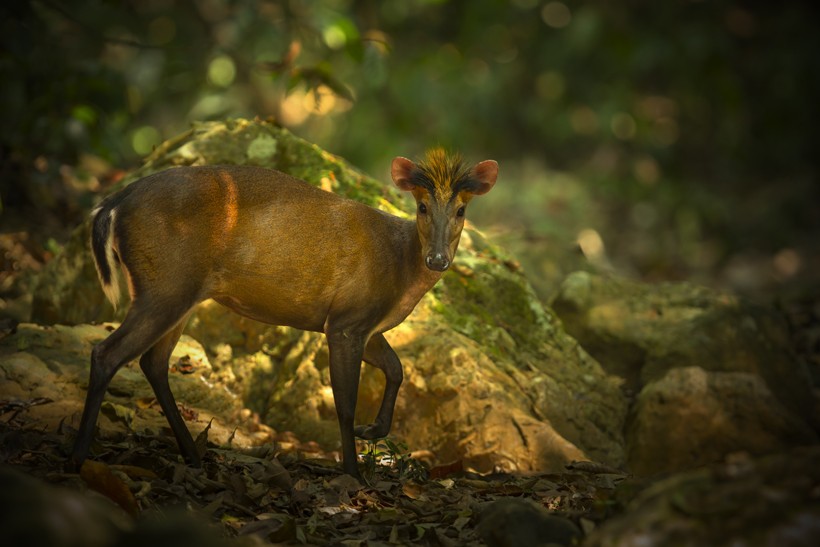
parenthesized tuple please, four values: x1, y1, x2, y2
(252, 457, 292, 491)
(80, 459, 139, 516)
(429, 459, 463, 480)
(328, 473, 363, 493)
(237, 513, 296, 542)
(401, 481, 426, 500)
(109, 464, 158, 481)
(180, 403, 199, 422)
(194, 417, 213, 458)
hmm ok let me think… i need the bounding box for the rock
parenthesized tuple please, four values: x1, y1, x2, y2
(584, 447, 820, 547)
(25, 118, 627, 473)
(0, 467, 126, 547)
(29, 219, 106, 325)
(552, 271, 819, 474)
(120, 509, 244, 547)
(0, 323, 262, 450)
(627, 366, 817, 476)
(477, 498, 581, 547)
(0, 467, 248, 547)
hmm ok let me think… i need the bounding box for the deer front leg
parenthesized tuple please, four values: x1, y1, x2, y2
(355, 333, 403, 440)
(326, 329, 365, 479)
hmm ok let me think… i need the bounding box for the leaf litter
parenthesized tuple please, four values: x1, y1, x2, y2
(0, 403, 630, 546)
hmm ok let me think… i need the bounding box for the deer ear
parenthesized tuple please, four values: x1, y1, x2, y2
(391, 157, 417, 191)
(470, 160, 498, 195)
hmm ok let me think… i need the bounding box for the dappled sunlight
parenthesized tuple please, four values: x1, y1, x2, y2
(1, 2, 818, 544)
(207, 55, 237, 87)
(576, 228, 607, 265)
(278, 84, 351, 127)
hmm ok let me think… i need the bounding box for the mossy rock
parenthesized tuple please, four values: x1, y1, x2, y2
(553, 270, 820, 474)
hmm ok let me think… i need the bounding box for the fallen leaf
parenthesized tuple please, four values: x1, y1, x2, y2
(328, 473, 363, 493)
(200, 494, 224, 516)
(80, 460, 139, 517)
(179, 403, 199, 421)
(429, 459, 463, 480)
(452, 516, 471, 531)
(109, 464, 158, 481)
(237, 513, 296, 542)
(402, 481, 426, 500)
(194, 418, 212, 458)
(264, 460, 293, 491)
(100, 401, 134, 429)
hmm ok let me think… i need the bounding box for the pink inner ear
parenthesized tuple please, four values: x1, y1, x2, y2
(391, 157, 417, 191)
(471, 160, 498, 195)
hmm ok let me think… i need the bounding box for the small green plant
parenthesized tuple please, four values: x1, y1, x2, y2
(360, 438, 428, 483)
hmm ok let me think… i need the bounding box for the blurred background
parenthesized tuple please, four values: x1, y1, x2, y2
(1, 0, 818, 303)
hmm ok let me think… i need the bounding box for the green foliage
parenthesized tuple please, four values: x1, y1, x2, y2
(360, 438, 428, 483)
(0, 0, 367, 212)
(1, 0, 816, 287)
(6, 1, 816, 186)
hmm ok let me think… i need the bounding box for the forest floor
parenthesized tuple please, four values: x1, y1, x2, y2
(0, 407, 627, 546)
(1, 159, 819, 545)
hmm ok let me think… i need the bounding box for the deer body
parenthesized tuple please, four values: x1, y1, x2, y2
(114, 166, 441, 334)
(71, 151, 497, 478)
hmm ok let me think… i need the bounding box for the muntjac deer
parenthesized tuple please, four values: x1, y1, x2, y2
(70, 149, 498, 478)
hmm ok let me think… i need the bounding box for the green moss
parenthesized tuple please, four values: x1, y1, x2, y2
(434, 256, 551, 365)
(121, 119, 407, 214)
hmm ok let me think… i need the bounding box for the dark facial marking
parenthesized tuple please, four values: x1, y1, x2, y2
(410, 148, 482, 204)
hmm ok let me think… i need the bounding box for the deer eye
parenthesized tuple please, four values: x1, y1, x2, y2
(418, 202, 427, 214)
(456, 206, 465, 217)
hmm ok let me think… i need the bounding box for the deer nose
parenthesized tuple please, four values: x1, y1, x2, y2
(426, 253, 450, 271)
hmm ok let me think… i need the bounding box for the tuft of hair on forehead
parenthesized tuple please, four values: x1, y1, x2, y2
(411, 148, 481, 203)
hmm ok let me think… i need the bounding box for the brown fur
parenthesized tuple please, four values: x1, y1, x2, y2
(72, 154, 497, 479)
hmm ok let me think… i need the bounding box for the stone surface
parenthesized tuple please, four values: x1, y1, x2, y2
(0, 323, 258, 450)
(552, 271, 820, 475)
(627, 366, 817, 476)
(478, 498, 581, 547)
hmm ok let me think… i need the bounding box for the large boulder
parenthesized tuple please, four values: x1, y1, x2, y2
(627, 366, 816, 476)
(27, 118, 627, 473)
(552, 271, 819, 475)
(0, 322, 257, 448)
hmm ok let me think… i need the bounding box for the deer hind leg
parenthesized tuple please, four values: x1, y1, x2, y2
(138, 316, 201, 466)
(70, 297, 194, 469)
